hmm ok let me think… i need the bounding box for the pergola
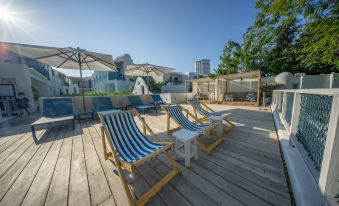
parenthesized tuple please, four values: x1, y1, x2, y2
(185, 77, 216, 102)
(218, 70, 261, 106)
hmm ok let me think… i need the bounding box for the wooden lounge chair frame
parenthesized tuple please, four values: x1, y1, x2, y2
(99, 109, 181, 206)
(162, 105, 223, 155)
(188, 99, 235, 133)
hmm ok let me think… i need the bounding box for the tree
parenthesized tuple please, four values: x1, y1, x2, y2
(216, 40, 242, 75)
(217, 0, 338, 75)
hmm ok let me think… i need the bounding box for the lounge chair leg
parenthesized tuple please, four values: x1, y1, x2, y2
(164, 151, 182, 174)
(136, 167, 179, 206)
(31, 125, 38, 144)
(100, 126, 109, 160)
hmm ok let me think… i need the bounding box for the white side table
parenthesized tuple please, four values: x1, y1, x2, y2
(209, 115, 223, 135)
(172, 129, 199, 167)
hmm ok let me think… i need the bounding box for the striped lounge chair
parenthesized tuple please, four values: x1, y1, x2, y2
(162, 105, 223, 155)
(99, 109, 181, 206)
(189, 98, 235, 133)
(92, 96, 120, 115)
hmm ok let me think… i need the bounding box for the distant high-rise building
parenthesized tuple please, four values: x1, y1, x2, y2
(195, 59, 210, 75)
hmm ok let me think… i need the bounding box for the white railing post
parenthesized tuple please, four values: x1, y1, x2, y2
(272, 91, 277, 109)
(319, 96, 339, 205)
(281, 92, 287, 120)
(289, 93, 301, 145)
(278, 92, 283, 113)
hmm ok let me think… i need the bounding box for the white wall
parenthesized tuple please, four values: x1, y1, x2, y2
(133, 77, 152, 95)
(161, 84, 186, 93)
(159, 93, 194, 104)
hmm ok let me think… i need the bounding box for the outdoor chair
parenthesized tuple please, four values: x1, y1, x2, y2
(31, 97, 75, 143)
(99, 109, 181, 206)
(92, 96, 120, 115)
(162, 105, 223, 155)
(151, 94, 166, 105)
(189, 98, 235, 133)
(128, 95, 157, 114)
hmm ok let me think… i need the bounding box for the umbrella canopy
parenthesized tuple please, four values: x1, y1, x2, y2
(1, 42, 117, 111)
(1, 42, 116, 71)
(125, 63, 174, 95)
(125, 63, 174, 76)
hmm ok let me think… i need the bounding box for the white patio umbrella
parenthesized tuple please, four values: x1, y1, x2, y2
(1, 42, 117, 111)
(125, 63, 174, 95)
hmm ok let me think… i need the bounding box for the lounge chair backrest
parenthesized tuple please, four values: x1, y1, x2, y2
(191, 98, 212, 117)
(42, 98, 73, 118)
(93, 97, 114, 111)
(166, 105, 207, 131)
(102, 111, 163, 163)
(151, 95, 164, 104)
(128, 96, 144, 107)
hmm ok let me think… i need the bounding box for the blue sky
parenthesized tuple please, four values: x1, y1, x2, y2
(1, 0, 257, 76)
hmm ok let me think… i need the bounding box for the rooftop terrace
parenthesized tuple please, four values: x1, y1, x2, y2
(0, 104, 292, 206)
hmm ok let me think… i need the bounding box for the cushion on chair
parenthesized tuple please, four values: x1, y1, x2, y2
(42, 98, 74, 118)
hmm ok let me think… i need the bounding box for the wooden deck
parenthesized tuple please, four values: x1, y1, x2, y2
(0, 104, 292, 206)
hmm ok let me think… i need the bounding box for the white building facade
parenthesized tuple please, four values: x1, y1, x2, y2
(0, 50, 79, 113)
(91, 54, 133, 93)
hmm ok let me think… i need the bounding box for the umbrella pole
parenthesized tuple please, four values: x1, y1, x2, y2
(78, 53, 86, 111)
(147, 70, 150, 102)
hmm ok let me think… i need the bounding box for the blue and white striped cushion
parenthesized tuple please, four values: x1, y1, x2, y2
(167, 106, 210, 132)
(104, 112, 164, 163)
(192, 99, 214, 117)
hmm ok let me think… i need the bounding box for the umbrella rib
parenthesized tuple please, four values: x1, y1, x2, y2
(35, 50, 73, 60)
(86, 54, 116, 67)
(56, 52, 77, 68)
(80, 54, 90, 64)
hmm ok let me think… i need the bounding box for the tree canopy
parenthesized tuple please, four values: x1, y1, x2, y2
(216, 0, 338, 76)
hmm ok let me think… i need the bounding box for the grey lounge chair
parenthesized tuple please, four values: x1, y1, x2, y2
(92, 97, 120, 115)
(128, 96, 157, 114)
(151, 94, 166, 106)
(31, 98, 75, 143)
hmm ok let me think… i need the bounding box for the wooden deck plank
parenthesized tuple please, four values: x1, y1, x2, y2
(81, 122, 116, 206)
(197, 155, 291, 205)
(158, 156, 244, 206)
(89, 122, 133, 206)
(0, 126, 61, 206)
(188, 159, 271, 206)
(0, 125, 26, 145)
(201, 150, 289, 196)
(0, 126, 28, 151)
(153, 161, 219, 206)
(68, 123, 91, 206)
(0, 127, 50, 200)
(21, 125, 68, 206)
(0, 132, 31, 163)
(44, 125, 73, 206)
(137, 162, 192, 206)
